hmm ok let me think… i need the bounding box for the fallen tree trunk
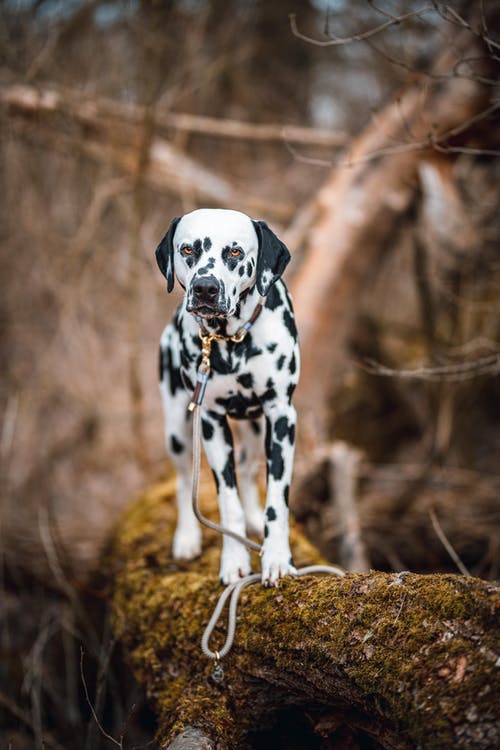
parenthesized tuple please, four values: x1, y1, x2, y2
(109, 477, 499, 750)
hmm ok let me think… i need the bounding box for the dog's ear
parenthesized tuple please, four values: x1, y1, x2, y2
(252, 220, 291, 297)
(155, 216, 181, 292)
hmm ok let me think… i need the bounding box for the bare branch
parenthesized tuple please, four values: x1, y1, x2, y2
(429, 509, 471, 577)
(80, 647, 123, 749)
(0, 82, 347, 148)
(289, 6, 435, 47)
(437, 3, 500, 51)
(359, 353, 500, 382)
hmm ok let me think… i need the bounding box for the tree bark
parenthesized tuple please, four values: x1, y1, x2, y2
(289, 26, 492, 438)
(109, 478, 499, 750)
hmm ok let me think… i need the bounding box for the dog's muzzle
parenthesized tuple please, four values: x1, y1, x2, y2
(187, 275, 226, 317)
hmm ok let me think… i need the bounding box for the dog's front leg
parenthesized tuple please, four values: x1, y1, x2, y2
(261, 403, 297, 585)
(201, 411, 251, 584)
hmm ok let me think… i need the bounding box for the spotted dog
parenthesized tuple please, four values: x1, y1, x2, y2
(156, 208, 299, 586)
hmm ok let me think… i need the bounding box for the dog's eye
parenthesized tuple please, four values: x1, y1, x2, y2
(230, 249, 242, 257)
(182, 246, 193, 256)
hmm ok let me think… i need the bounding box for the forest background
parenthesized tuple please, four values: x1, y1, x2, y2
(0, 1, 499, 748)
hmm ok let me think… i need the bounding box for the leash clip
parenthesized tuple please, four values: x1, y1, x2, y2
(210, 650, 225, 684)
(230, 328, 246, 344)
(188, 332, 213, 412)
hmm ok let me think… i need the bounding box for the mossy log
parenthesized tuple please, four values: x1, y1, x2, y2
(110, 477, 499, 749)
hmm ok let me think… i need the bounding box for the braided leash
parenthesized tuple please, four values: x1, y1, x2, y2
(188, 300, 345, 682)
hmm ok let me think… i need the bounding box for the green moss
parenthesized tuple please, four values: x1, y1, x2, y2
(109, 477, 500, 749)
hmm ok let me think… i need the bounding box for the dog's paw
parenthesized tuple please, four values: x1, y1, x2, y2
(219, 543, 251, 585)
(261, 544, 296, 587)
(172, 526, 202, 560)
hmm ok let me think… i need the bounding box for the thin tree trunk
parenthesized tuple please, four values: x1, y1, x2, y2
(289, 27, 491, 438)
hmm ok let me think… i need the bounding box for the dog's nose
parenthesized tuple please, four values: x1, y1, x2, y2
(192, 276, 220, 303)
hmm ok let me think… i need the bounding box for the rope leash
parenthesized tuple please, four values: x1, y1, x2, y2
(187, 300, 345, 681)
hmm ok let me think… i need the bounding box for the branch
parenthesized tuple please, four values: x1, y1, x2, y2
(289, 6, 434, 47)
(0, 83, 292, 221)
(0, 82, 347, 148)
(358, 353, 500, 382)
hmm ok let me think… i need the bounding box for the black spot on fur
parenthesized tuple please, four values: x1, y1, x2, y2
(267, 343, 277, 353)
(287, 383, 296, 401)
(246, 261, 252, 277)
(266, 506, 277, 521)
(158, 346, 165, 381)
(211, 469, 220, 493)
(265, 284, 283, 310)
(289, 556, 294, 566)
(276, 354, 286, 370)
(269, 441, 284, 480)
(250, 420, 261, 435)
(239, 265, 245, 277)
(274, 416, 289, 441)
(170, 435, 184, 454)
(247, 407, 263, 419)
(206, 411, 234, 446)
(222, 451, 237, 488)
(203, 237, 212, 250)
(266, 377, 274, 389)
(215, 392, 262, 420)
(236, 333, 262, 361)
(239, 287, 251, 304)
(265, 418, 272, 456)
(284, 485, 290, 507)
(210, 342, 236, 376)
(232, 286, 237, 296)
(237, 372, 253, 389)
(283, 309, 298, 339)
(197, 256, 216, 275)
(264, 524, 269, 538)
(289, 423, 295, 444)
(165, 347, 184, 396)
(261, 384, 277, 403)
(202, 419, 214, 441)
(181, 369, 194, 391)
(289, 353, 297, 374)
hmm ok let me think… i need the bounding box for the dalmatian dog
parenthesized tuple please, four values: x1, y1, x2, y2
(156, 208, 299, 586)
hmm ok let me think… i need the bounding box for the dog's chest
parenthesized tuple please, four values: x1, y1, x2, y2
(172, 281, 299, 419)
(181, 333, 269, 419)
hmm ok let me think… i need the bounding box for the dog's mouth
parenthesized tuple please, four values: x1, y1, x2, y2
(187, 302, 229, 318)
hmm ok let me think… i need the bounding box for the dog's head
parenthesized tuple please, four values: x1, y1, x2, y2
(155, 208, 290, 318)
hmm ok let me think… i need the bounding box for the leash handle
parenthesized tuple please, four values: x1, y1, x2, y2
(188, 366, 210, 413)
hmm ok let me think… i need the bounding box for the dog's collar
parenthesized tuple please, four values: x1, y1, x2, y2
(188, 295, 266, 411)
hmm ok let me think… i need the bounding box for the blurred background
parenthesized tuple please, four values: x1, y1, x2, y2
(0, 0, 499, 747)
